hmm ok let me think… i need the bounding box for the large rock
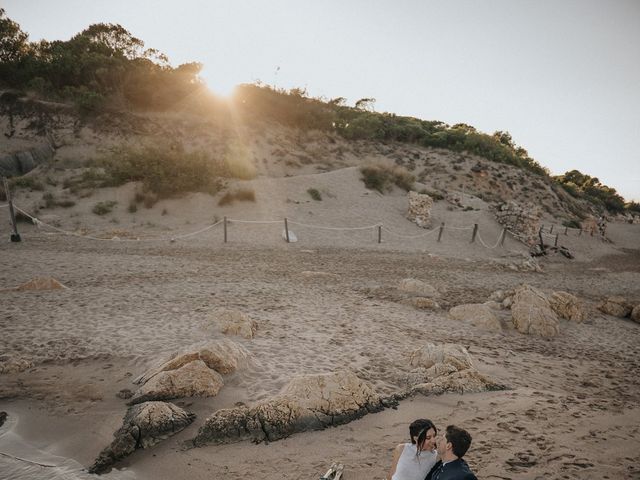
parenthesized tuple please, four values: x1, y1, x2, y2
(134, 339, 249, 385)
(448, 304, 502, 331)
(130, 360, 224, 405)
(0, 144, 54, 177)
(493, 201, 541, 245)
(217, 309, 258, 339)
(0, 355, 33, 374)
(549, 291, 587, 323)
(398, 278, 438, 297)
(406, 191, 433, 228)
(411, 369, 506, 396)
(191, 370, 391, 446)
(409, 343, 473, 371)
(597, 296, 632, 318)
(89, 401, 195, 474)
(511, 285, 560, 337)
(14, 277, 67, 291)
(631, 305, 640, 323)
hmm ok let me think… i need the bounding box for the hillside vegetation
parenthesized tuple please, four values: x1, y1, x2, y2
(0, 8, 633, 217)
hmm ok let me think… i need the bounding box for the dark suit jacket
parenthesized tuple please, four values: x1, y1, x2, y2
(425, 459, 478, 480)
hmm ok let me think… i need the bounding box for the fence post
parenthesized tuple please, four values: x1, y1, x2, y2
(564, 226, 568, 235)
(471, 224, 478, 243)
(3, 177, 21, 242)
(540, 224, 544, 234)
(437, 222, 445, 242)
(549, 225, 554, 234)
(223, 216, 227, 243)
(284, 217, 290, 243)
(500, 227, 507, 247)
(377, 224, 382, 244)
(554, 233, 559, 247)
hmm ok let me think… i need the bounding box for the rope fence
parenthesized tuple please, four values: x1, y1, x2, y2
(2, 202, 608, 252)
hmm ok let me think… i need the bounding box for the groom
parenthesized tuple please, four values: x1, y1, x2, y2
(425, 425, 477, 480)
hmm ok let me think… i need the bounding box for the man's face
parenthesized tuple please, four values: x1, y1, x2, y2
(436, 432, 449, 457)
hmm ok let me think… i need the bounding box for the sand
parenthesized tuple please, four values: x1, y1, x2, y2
(1, 208, 640, 479)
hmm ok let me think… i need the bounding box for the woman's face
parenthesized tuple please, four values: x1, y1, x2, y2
(420, 428, 437, 451)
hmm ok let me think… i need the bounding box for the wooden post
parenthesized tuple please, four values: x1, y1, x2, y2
(377, 225, 382, 244)
(471, 224, 478, 243)
(554, 233, 559, 247)
(3, 177, 21, 242)
(564, 226, 568, 235)
(540, 224, 545, 233)
(437, 222, 445, 242)
(538, 229, 545, 249)
(223, 216, 227, 243)
(590, 227, 594, 237)
(579, 228, 582, 236)
(549, 225, 554, 234)
(284, 217, 290, 243)
(500, 227, 507, 247)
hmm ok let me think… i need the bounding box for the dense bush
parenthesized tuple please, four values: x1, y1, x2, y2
(360, 164, 415, 193)
(554, 170, 626, 214)
(218, 188, 256, 206)
(307, 188, 322, 201)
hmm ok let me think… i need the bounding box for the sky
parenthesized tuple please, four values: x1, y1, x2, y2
(4, 0, 639, 201)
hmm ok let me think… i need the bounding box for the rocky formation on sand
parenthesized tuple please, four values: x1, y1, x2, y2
(398, 278, 439, 297)
(89, 401, 195, 474)
(0, 355, 34, 374)
(448, 303, 502, 331)
(0, 144, 54, 177)
(131, 339, 248, 403)
(493, 201, 541, 245)
(407, 343, 506, 395)
(631, 305, 640, 323)
(597, 296, 633, 319)
(12, 277, 67, 292)
(406, 191, 433, 228)
(548, 291, 588, 323)
(510, 284, 560, 337)
(191, 370, 392, 446)
(217, 309, 258, 339)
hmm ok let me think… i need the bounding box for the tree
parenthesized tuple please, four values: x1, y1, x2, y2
(0, 8, 29, 63)
(355, 97, 376, 111)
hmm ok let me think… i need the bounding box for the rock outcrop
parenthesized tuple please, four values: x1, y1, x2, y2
(217, 309, 258, 339)
(89, 401, 195, 474)
(549, 291, 587, 323)
(0, 144, 54, 177)
(191, 370, 391, 446)
(407, 343, 506, 395)
(398, 278, 438, 297)
(597, 296, 632, 318)
(511, 285, 560, 337)
(0, 355, 34, 374)
(493, 201, 541, 245)
(631, 305, 640, 323)
(448, 304, 502, 331)
(129, 360, 224, 405)
(406, 191, 433, 228)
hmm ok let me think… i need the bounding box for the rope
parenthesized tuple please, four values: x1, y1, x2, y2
(381, 226, 439, 239)
(476, 230, 503, 249)
(288, 220, 379, 231)
(444, 225, 474, 231)
(0, 203, 9, 208)
(227, 218, 282, 224)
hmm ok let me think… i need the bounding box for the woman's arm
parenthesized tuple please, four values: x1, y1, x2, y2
(387, 444, 404, 480)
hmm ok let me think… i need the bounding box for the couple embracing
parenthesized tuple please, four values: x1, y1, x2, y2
(388, 419, 477, 480)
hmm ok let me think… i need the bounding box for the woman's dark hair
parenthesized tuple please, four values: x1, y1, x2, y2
(409, 419, 437, 456)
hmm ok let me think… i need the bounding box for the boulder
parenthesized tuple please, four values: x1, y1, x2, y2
(130, 360, 224, 404)
(493, 201, 541, 245)
(406, 191, 433, 228)
(14, 277, 67, 291)
(217, 309, 257, 339)
(597, 296, 632, 318)
(511, 285, 560, 337)
(191, 370, 390, 446)
(0, 355, 34, 374)
(631, 305, 640, 323)
(409, 297, 439, 310)
(549, 291, 587, 323)
(134, 338, 248, 385)
(411, 369, 506, 396)
(448, 304, 502, 331)
(409, 343, 473, 371)
(398, 278, 438, 297)
(89, 401, 195, 474)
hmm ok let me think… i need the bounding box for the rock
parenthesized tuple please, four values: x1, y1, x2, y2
(511, 285, 559, 337)
(398, 278, 438, 297)
(448, 304, 502, 331)
(549, 291, 587, 323)
(0, 144, 54, 177)
(409, 297, 439, 309)
(406, 191, 433, 228)
(130, 360, 224, 404)
(411, 369, 506, 396)
(116, 389, 134, 400)
(631, 305, 640, 323)
(0, 355, 33, 374)
(14, 277, 67, 291)
(134, 339, 249, 385)
(191, 370, 389, 446)
(89, 401, 195, 474)
(483, 300, 502, 311)
(409, 343, 473, 371)
(492, 201, 541, 245)
(597, 296, 632, 318)
(489, 290, 507, 303)
(217, 309, 258, 339)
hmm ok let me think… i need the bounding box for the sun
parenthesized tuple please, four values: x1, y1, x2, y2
(199, 65, 241, 98)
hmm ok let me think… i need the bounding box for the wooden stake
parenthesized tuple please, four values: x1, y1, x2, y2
(471, 223, 478, 243)
(3, 177, 21, 242)
(564, 226, 568, 235)
(554, 233, 559, 247)
(223, 216, 227, 243)
(377, 225, 382, 244)
(549, 225, 554, 234)
(284, 217, 290, 243)
(500, 227, 507, 246)
(437, 222, 445, 242)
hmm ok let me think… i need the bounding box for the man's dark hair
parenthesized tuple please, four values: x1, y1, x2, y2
(445, 425, 472, 458)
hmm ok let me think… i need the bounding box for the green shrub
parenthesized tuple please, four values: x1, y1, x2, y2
(307, 188, 322, 201)
(92, 201, 117, 216)
(218, 188, 256, 206)
(419, 189, 444, 201)
(562, 219, 581, 229)
(11, 176, 44, 191)
(360, 164, 415, 193)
